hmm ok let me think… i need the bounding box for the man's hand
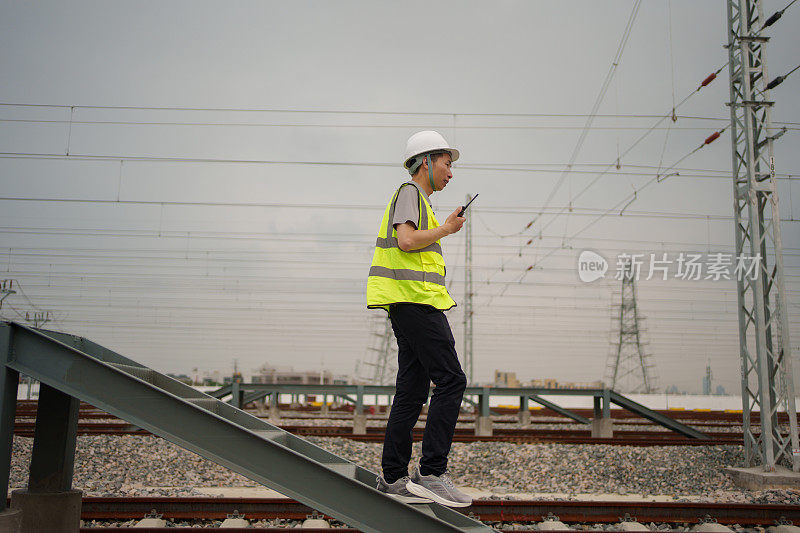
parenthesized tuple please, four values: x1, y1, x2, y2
(395, 207, 465, 252)
(443, 207, 466, 235)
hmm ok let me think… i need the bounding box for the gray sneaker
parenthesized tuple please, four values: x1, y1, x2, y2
(376, 475, 433, 504)
(405, 466, 473, 508)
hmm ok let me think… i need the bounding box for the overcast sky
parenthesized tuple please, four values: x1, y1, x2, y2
(1, 0, 798, 394)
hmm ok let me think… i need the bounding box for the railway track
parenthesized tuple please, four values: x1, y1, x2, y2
(61, 497, 800, 531)
(15, 400, 786, 424)
(12, 421, 746, 445)
(15, 400, 768, 445)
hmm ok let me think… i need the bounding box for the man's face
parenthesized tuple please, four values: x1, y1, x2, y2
(430, 152, 453, 191)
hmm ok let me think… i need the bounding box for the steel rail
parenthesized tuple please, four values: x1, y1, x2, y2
(15, 399, 798, 422)
(12, 424, 745, 445)
(59, 497, 800, 526)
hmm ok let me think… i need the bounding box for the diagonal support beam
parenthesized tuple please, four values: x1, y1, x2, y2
(609, 390, 709, 440)
(529, 395, 590, 424)
(208, 385, 232, 399)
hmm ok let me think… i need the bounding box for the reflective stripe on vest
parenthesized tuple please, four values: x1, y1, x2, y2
(368, 265, 446, 286)
(366, 181, 456, 312)
(374, 237, 442, 255)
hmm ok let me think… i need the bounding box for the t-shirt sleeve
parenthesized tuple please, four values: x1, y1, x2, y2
(391, 185, 420, 230)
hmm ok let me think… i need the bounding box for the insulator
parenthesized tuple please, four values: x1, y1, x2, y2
(766, 75, 784, 90)
(526, 265, 534, 271)
(700, 73, 716, 87)
(763, 11, 782, 28)
(526, 239, 533, 245)
(525, 221, 533, 229)
(704, 131, 720, 144)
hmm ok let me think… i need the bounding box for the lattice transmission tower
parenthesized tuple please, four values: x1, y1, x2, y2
(355, 314, 397, 385)
(725, 0, 798, 471)
(604, 260, 658, 393)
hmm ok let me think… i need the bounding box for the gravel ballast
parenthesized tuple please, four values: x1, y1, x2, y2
(9, 434, 800, 504)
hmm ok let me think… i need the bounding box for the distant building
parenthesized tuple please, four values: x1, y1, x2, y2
(527, 378, 603, 390)
(252, 364, 336, 385)
(715, 384, 728, 396)
(529, 378, 559, 389)
(702, 364, 713, 395)
(494, 370, 520, 388)
(559, 380, 604, 390)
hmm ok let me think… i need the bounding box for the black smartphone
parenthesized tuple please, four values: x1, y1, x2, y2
(458, 194, 479, 217)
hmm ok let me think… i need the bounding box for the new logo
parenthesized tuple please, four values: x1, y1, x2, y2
(578, 250, 608, 283)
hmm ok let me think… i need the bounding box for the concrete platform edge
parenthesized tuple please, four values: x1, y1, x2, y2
(724, 465, 800, 490)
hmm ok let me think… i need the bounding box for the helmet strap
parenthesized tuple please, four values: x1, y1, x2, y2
(426, 154, 436, 192)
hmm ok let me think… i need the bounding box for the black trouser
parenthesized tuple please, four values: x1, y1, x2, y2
(381, 303, 467, 483)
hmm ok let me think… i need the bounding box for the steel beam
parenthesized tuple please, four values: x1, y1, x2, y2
(182, 383, 610, 397)
(478, 388, 491, 417)
(355, 385, 364, 414)
(230, 381, 243, 409)
(28, 384, 79, 492)
(530, 395, 590, 424)
(0, 327, 18, 512)
(207, 381, 703, 438)
(1, 323, 492, 533)
(209, 385, 232, 399)
(243, 390, 269, 405)
(609, 391, 708, 440)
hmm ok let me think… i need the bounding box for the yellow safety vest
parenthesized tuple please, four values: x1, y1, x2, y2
(366, 182, 457, 313)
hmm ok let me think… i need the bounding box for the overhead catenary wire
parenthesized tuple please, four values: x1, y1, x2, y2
(4, 101, 790, 121)
(475, 61, 734, 294)
(4, 117, 794, 130)
(529, 63, 730, 240)
(667, 0, 677, 121)
(536, 0, 642, 231)
(480, 62, 732, 289)
(3, 152, 800, 181)
(484, 124, 732, 305)
(534, 126, 731, 269)
(5, 197, 800, 219)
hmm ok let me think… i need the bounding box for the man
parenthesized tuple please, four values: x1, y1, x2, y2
(366, 130, 472, 508)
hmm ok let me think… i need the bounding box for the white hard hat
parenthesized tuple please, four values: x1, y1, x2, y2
(403, 130, 460, 172)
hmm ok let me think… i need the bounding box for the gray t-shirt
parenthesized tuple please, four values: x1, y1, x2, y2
(391, 182, 430, 231)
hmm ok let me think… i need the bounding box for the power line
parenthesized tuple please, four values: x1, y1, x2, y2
(545, 0, 642, 218)
(520, 125, 732, 275)
(474, 63, 735, 259)
(4, 225, 800, 252)
(7, 117, 795, 131)
(6, 101, 798, 122)
(533, 65, 731, 237)
(3, 153, 799, 182)
(6, 197, 800, 221)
